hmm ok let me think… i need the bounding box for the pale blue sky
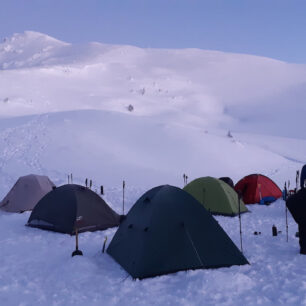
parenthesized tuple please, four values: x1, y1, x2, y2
(1, 0, 306, 63)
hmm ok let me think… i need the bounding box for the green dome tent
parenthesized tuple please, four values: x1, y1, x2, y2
(183, 177, 248, 216)
(107, 185, 248, 279)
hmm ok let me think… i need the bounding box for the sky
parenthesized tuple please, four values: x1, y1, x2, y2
(1, 0, 306, 63)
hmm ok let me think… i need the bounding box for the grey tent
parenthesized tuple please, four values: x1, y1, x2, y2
(0, 174, 55, 213)
(27, 184, 120, 234)
(107, 185, 248, 279)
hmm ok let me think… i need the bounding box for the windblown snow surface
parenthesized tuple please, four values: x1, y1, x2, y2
(0, 31, 306, 305)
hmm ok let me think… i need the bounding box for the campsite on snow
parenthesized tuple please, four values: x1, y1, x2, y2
(1, 31, 306, 305)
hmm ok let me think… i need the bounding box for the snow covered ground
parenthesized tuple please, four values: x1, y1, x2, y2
(0, 196, 303, 305)
(0, 31, 305, 305)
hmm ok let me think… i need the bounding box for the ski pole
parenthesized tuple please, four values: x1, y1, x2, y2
(123, 180, 125, 215)
(238, 191, 243, 253)
(296, 170, 300, 193)
(286, 181, 290, 242)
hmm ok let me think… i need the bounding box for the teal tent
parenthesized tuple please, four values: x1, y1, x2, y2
(107, 185, 248, 279)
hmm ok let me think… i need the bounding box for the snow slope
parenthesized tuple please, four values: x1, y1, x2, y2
(0, 31, 305, 305)
(1, 31, 306, 137)
(0, 109, 302, 200)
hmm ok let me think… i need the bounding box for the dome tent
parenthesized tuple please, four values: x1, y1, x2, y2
(0, 174, 55, 213)
(286, 188, 306, 254)
(301, 165, 306, 189)
(107, 185, 248, 279)
(183, 177, 247, 216)
(219, 177, 234, 188)
(27, 184, 120, 234)
(235, 174, 282, 204)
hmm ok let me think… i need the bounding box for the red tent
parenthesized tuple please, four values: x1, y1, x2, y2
(234, 174, 282, 204)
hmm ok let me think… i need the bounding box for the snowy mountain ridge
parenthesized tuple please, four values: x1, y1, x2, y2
(0, 31, 306, 138)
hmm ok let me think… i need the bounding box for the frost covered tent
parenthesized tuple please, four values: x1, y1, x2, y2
(27, 184, 120, 234)
(107, 185, 248, 279)
(183, 177, 247, 216)
(235, 174, 282, 204)
(0, 174, 55, 213)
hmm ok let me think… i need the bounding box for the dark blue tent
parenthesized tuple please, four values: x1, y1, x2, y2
(301, 165, 306, 189)
(286, 188, 306, 254)
(27, 184, 120, 234)
(107, 185, 248, 279)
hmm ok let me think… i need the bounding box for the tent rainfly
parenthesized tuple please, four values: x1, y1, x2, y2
(235, 174, 282, 204)
(183, 177, 247, 216)
(0, 174, 55, 213)
(27, 184, 120, 234)
(107, 185, 248, 279)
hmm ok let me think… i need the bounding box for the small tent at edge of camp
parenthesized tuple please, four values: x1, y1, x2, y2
(27, 184, 120, 234)
(107, 185, 249, 279)
(183, 176, 247, 216)
(0, 174, 55, 213)
(234, 174, 282, 205)
(300, 165, 306, 189)
(219, 177, 234, 188)
(286, 188, 306, 254)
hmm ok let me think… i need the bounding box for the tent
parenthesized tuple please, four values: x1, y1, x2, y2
(219, 177, 234, 188)
(107, 185, 248, 279)
(301, 165, 306, 189)
(286, 188, 306, 254)
(0, 174, 55, 213)
(27, 184, 120, 234)
(286, 188, 306, 225)
(235, 174, 282, 204)
(183, 177, 247, 216)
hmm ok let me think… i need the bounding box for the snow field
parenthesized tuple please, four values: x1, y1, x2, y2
(0, 191, 304, 306)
